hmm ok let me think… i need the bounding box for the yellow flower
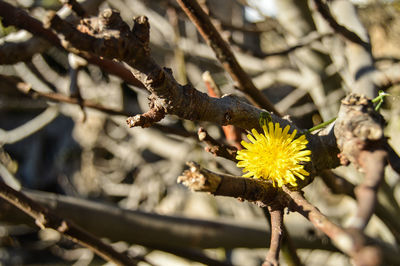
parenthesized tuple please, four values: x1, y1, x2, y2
(236, 122, 311, 187)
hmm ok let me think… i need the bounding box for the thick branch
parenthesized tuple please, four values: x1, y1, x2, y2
(334, 94, 386, 231)
(0, 189, 337, 252)
(203, 71, 242, 150)
(0, 180, 137, 265)
(178, 163, 398, 264)
(43, 9, 340, 171)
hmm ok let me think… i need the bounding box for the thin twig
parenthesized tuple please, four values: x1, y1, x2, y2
(0, 73, 194, 139)
(20, 84, 132, 117)
(313, 0, 370, 49)
(282, 186, 383, 266)
(263, 205, 284, 266)
(261, 32, 332, 58)
(319, 170, 400, 243)
(0, 106, 59, 145)
(60, 0, 87, 18)
(197, 127, 238, 162)
(262, 209, 303, 266)
(175, 0, 280, 114)
(385, 143, 400, 175)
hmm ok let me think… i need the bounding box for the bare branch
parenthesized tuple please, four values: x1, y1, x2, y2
(127, 106, 166, 128)
(42, 9, 340, 172)
(263, 205, 284, 266)
(352, 148, 387, 231)
(282, 187, 383, 266)
(203, 71, 243, 150)
(0, 1, 145, 88)
(313, 0, 370, 48)
(197, 127, 238, 162)
(261, 32, 332, 58)
(175, 0, 280, 114)
(0, 189, 338, 252)
(320, 170, 400, 243)
(178, 163, 398, 264)
(1, 74, 131, 117)
(0, 180, 138, 265)
(385, 143, 400, 175)
(334, 94, 387, 231)
(61, 0, 88, 18)
(178, 162, 277, 206)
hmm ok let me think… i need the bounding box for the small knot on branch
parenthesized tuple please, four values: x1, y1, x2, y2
(132, 16, 150, 52)
(100, 9, 130, 33)
(126, 106, 165, 128)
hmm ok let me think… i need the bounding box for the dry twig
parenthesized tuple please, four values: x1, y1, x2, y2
(175, 0, 280, 114)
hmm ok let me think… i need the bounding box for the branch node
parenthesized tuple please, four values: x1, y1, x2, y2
(126, 106, 165, 128)
(132, 16, 150, 49)
(178, 162, 221, 192)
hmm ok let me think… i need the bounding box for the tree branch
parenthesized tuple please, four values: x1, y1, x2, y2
(263, 205, 284, 266)
(313, 0, 370, 48)
(319, 170, 400, 243)
(175, 0, 280, 114)
(0, 0, 145, 88)
(352, 148, 387, 231)
(197, 127, 238, 162)
(203, 71, 243, 150)
(0, 189, 338, 252)
(42, 8, 340, 173)
(61, 0, 88, 18)
(334, 94, 387, 232)
(0, 180, 137, 265)
(178, 163, 399, 264)
(178, 162, 277, 206)
(282, 187, 383, 266)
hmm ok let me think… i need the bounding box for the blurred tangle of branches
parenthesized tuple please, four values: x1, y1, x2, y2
(0, 0, 400, 265)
